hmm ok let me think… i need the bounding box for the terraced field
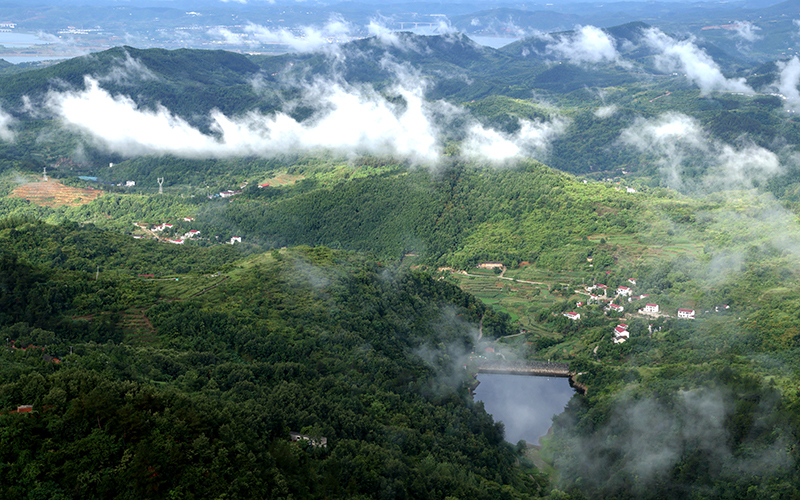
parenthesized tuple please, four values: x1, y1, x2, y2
(11, 179, 103, 207)
(450, 270, 570, 332)
(120, 308, 159, 346)
(151, 274, 229, 300)
(586, 233, 703, 261)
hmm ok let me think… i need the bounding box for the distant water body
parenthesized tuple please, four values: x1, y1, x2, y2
(471, 36, 522, 49)
(0, 32, 51, 47)
(473, 373, 575, 445)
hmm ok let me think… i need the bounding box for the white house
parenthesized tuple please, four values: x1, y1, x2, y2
(230, 236, 242, 244)
(628, 278, 637, 285)
(643, 303, 659, 314)
(608, 303, 624, 313)
(167, 238, 184, 245)
(677, 308, 695, 319)
(563, 312, 581, 321)
(477, 261, 504, 270)
(617, 286, 632, 297)
(185, 229, 201, 238)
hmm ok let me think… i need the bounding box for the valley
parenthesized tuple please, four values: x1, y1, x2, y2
(2, 8, 800, 499)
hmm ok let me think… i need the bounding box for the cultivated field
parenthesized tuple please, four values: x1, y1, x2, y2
(11, 179, 102, 207)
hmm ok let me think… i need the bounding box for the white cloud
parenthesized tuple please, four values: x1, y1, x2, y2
(462, 117, 568, 163)
(619, 112, 782, 190)
(773, 56, 800, 111)
(643, 28, 753, 95)
(547, 25, 623, 65)
(731, 21, 761, 42)
(209, 17, 352, 53)
(433, 18, 457, 35)
(0, 104, 16, 141)
(45, 73, 444, 162)
(594, 105, 617, 119)
(96, 52, 159, 85)
(46, 70, 568, 167)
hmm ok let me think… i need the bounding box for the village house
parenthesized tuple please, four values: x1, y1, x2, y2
(613, 325, 630, 344)
(183, 217, 195, 222)
(617, 286, 632, 297)
(608, 303, 624, 313)
(642, 303, 659, 314)
(677, 308, 695, 319)
(230, 236, 242, 244)
(628, 278, 637, 285)
(477, 261, 504, 270)
(576, 301, 585, 308)
(563, 312, 581, 321)
(167, 238, 185, 245)
(219, 190, 243, 198)
(184, 229, 201, 238)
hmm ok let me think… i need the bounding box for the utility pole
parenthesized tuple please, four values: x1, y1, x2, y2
(95, 265, 99, 281)
(157, 177, 164, 194)
(42, 166, 47, 181)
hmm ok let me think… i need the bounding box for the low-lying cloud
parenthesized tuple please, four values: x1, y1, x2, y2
(44, 71, 566, 165)
(731, 21, 761, 42)
(643, 28, 753, 95)
(0, 105, 15, 141)
(463, 117, 568, 163)
(772, 56, 800, 111)
(210, 17, 353, 53)
(618, 112, 780, 190)
(547, 25, 623, 65)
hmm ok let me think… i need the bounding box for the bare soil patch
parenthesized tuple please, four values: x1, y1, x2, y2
(11, 179, 102, 207)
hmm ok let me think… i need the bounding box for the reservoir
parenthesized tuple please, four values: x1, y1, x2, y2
(473, 373, 575, 444)
(0, 32, 51, 47)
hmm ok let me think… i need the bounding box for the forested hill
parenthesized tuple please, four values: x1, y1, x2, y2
(0, 227, 535, 498)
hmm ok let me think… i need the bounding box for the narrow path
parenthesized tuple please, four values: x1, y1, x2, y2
(189, 275, 230, 298)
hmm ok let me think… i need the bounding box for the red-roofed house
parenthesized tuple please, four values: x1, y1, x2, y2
(677, 308, 695, 319)
(617, 286, 632, 297)
(643, 303, 659, 314)
(608, 304, 624, 313)
(628, 278, 637, 285)
(563, 312, 581, 321)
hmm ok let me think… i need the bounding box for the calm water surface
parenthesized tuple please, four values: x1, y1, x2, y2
(473, 373, 575, 445)
(0, 32, 51, 47)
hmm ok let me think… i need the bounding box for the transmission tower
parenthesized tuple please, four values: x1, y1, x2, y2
(157, 177, 164, 195)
